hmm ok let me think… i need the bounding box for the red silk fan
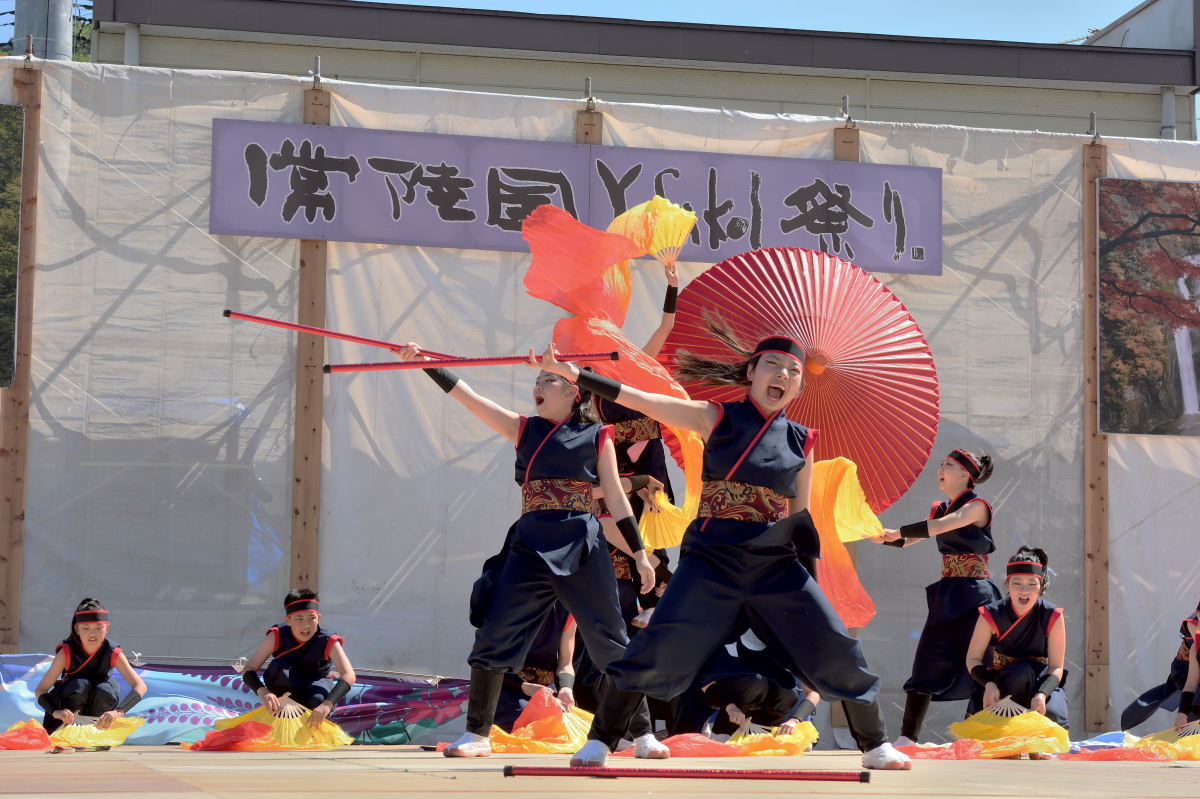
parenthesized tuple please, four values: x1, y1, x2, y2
(659, 247, 939, 513)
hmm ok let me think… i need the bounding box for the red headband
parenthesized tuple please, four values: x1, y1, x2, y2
(285, 598, 319, 615)
(74, 608, 109, 623)
(753, 337, 805, 365)
(948, 449, 982, 479)
(1006, 560, 1044, 579)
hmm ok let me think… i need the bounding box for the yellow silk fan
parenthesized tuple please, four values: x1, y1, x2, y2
(49, 715, 144, 749)
(949, 697, 1069, 757)
(1137, 719, 1200, 760)
(608, 196, 697, 267)
(213, 696, 353, 750)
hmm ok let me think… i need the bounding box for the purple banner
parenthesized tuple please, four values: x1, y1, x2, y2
(210, 119, 941, 275)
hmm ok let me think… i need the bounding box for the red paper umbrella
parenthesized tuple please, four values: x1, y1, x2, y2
(659, 247, 939, 513)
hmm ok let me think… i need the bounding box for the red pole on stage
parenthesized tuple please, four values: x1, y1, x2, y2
(223, 309, 458, 360)
(324, 352, 619, 374)
(502, 765, 870, 782)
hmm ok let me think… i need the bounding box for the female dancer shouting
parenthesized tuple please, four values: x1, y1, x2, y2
(397, 344, 659, 766)
(535, 329, 912, 770)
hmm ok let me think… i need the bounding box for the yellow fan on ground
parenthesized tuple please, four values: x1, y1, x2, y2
(728, 720, 820, 756)
(949, 697, 1069, 757)
(213, 697, 353, 749)
(49, 715, 144, 749)
(608, 196, 697, 267)
(1137, 720, 1200, 760)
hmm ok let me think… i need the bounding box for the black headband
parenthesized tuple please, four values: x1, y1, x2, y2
(74, 608, 109, 623)
(948, 449, 982, 480)
(1007, 560, 1045, 579)
(285, 598, 320, 614)
(753, 337, 805, 364)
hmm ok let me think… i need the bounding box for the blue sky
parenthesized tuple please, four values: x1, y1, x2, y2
(356, 0, 1145, 45)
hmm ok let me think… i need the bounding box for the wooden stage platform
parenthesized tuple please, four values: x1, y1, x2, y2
(3, 747, 1198, 799)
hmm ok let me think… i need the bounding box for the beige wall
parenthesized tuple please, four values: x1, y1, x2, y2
(95, 28, 1195, 140)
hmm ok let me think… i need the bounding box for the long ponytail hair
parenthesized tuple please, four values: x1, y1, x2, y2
(673, 312, 760, 386)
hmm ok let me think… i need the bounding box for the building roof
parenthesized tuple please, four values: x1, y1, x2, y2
(93, 0, 1200, 88)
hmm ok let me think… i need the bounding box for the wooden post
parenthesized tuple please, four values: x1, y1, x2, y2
(1082, 141, 1109, 731)
(0, 67, 42, 653)
(827, 123, 860, 733)
(289, 87, 331, 590)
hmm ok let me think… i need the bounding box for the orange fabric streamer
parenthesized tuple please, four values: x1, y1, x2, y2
(0, 719, 52, 750)
(808, 458, 879, 629)
(522, 205, 703, 547)
(894, 739, 983, 760)
(184, 721, 275, 751)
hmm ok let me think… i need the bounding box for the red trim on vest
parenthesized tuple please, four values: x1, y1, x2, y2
(275, 638, 307, 660)
(1045, 607, 1064, 636)
(323, 634, 344, 660)
(928, 500, 942, 521)
(268, 627, 281, 651)
(724, 409, 781, 481)
(523, 416, 570, 485)
(802, 428, 819, 458)
(597, 424, 614, 454)
(517, 414, 528, 446)
(708, 401, 725, 439)
(996, 604, 1036, 642)
(110, 646, 122, 668)
(564, 614, 575, 631)
(64, 642, 100, 677)
(978, 606, 999, 637)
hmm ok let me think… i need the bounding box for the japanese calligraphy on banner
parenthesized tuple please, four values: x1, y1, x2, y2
(210, 118, 942, 274)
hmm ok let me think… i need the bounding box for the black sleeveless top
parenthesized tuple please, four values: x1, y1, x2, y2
(268, 625, 344, 681)
(979, 598, 1063, 661)
(931, 490, 995, 555)
(55, 638, 119, 685)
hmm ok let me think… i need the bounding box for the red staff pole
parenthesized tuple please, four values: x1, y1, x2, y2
(502, 765, 870, 782)
(223, 309, 458, 360)
(323, 352, 619, 374)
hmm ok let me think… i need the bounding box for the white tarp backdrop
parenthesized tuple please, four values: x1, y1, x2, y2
(7, 58, 1199, 736)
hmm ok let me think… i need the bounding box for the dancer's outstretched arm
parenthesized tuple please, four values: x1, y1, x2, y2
(531, 344, 719, 439)
(398, 343, 520, 443)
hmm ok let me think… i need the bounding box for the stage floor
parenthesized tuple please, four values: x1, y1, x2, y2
(2, 746, 1197, 798)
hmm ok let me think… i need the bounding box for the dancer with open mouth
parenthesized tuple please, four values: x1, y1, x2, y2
(535, 322, 912, 771)
(396, 343, 655, 767)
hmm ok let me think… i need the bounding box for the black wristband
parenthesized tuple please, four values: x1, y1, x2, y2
(882, 539, 906, 548)
(556, 671, 575, 690)
(325, 678, 352, 706)
(424, 367, 460, 393)
(1034, 673, 1060, 697)
(242, 669, 264, 693)
(117, 689, 142, 714)
(575, 370, 622, 402)
(627, 475, 651, 493)
(1181, 691, 1196, 711)
(900, 521, 930, 538)
(37, 693, 54, 713)
(970, 665, 999, 686)
(788, 698, 816, 722)
(616, 515, 644, 554)
(663, 285, 678, 314)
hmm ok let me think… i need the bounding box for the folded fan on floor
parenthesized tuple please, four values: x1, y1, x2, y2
(949, 697, 1069, 757)
(49, 715, 144, 748)
(213, 696, 353, 750)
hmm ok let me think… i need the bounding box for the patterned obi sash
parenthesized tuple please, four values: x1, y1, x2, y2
(610, 549, 633, 581)
(521, 479, 593, 514)
(698, 480, 788, 523)
(941, 553, 989, 579)
(990, 651, 1047, 670)
(612, 416, 661, 445)
(518, 665, 555, 686)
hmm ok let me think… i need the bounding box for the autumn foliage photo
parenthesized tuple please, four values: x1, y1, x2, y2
(1099, 178, 1200, 435)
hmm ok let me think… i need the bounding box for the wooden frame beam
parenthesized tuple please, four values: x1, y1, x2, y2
(289, 87, 331, 590)
(0, 67, 42, 652)
(1082, 140, 1109, 732)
